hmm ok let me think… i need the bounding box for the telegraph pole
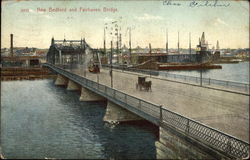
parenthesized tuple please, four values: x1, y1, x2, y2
(116, 27, 119, 64)
(149, 43, 152, 76)
(110, 41, 113, 88)
(129, 27, 132, 64)
(104, 27, 106, 55)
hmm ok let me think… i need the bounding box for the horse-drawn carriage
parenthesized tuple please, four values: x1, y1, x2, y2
(136, 76, 152, 91)
(88, 62, 100, 73)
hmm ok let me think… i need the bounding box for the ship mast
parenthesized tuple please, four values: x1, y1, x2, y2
(178, 31, 180, 54)
(166, 28, 168, 55)
(129, 27, 132, 64)
(189, 32, 191, 55)
(104, 27, 106, 55)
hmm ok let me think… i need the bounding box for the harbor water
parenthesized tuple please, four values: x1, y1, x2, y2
(1, 62, 249, 159)
(1, 80, 157, 159)
(160, 62, 249, 83)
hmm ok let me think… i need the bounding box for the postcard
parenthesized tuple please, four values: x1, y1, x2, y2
(1, 0, 249, 159)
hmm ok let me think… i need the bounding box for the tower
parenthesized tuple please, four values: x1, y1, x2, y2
(216, 40, 220, 50)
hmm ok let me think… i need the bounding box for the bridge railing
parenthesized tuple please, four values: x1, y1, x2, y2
(102, 64, 249, 93)
(44, 63, 249, 159)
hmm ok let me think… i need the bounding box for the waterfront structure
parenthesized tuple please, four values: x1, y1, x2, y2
(135, 32, 213, 64)
(46, 37, 103, 67)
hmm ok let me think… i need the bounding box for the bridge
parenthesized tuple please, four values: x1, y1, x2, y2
(44, 38, 249, 159)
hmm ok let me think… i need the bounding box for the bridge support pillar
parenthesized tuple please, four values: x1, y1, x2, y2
(79, 87, 106, 101)
(55, 74, 68, 86)
(155, 126, 229, 159)
(103, 100, 142, 123)
(67, 80, 81, 91)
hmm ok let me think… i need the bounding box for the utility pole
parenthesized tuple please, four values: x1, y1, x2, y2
(110, 41, 113, 88)
(129, 27, 132, 64)
(104, 27, 106, 55)
(200, 68, 203, 86)
(116, 25, 119, 64)
(149, 43, 152, 75)
(119, 24, 122, 64)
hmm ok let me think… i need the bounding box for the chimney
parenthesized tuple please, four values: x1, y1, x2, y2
(149, 43, 152, 54)
(10, 34, 13, 56)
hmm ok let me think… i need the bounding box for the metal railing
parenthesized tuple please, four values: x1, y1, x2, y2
(44, 63, 249, 159)
(102, 64, 249, 93)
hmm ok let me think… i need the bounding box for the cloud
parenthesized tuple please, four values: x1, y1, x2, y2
(43, 15, 53, 19)
(135, 13, 163, 21)
(100, 17, 114, 22)
(213, 18, 228, 26)
(29, 9, 53, 19)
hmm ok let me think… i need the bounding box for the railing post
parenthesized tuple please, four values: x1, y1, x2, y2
(125, 94, 127, 104)
(186, 119, 190, 134)
(138, 100, 141, 109)
(159, 105, 163, 122)
(226, 138, 232, 154)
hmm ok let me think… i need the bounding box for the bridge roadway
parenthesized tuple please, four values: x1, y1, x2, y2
(67, 67, 249, 143)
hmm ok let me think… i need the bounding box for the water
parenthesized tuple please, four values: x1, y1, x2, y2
(160, 62, 249, 83)
(1, 80, 157, 159)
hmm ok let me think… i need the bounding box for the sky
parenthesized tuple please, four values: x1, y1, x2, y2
(1, 0, 249, 49)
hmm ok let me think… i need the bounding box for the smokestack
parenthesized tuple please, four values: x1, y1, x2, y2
(149, 43, 152, 54)
(10, 34, 13, 56)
